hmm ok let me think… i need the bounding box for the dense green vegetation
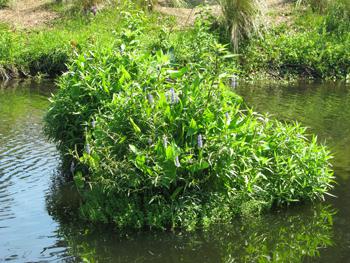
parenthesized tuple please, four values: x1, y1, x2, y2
(44, 3, 334, 230)
(243, 0, 350, 79)
(0, 2, 143, 79)
(0, 0, 349, 80)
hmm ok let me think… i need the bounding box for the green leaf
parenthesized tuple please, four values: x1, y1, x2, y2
(129, 144, 139, 154)
(165, 145, 174, 160)
(171, 187, 183, 200)
(73, 171, 85, 190)
(129, 117, 141, 134)
(187, 118, 198, 136)
(168, 67, 188, 79)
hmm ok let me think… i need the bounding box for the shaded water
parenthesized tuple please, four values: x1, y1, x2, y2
(0, 80, 349, 262)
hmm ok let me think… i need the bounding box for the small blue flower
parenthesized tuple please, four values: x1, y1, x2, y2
(147, 93, 154, 105)
(175, 156, 181, 167)
(170, 88, 176, 103)
(163, 136, 168, 148)
(168, 88, 179, 104)
(85, 143, 91, 155)
(197, 134, 203, 148)
(91, 120, 96, 128)
(225, 112, 231, 125)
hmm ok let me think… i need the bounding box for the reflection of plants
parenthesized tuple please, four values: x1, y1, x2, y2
(48, 202, 334, 262)
(0, 81, 52, 134)
(221, 207, 334, 262)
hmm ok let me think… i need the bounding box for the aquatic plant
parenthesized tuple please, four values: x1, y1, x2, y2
(136, 0, 187, 10)
(45, 5, 334, 231)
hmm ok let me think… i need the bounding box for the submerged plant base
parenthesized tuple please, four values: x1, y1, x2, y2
(44, 5, 334, 231)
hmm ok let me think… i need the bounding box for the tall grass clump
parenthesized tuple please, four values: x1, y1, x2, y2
(45, 5, 334, 231)
(216, 0, 265, 52)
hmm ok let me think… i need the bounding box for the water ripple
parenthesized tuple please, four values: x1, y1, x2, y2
(0, 82, 63, 262)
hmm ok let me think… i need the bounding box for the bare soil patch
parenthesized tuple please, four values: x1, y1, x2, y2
(156, 0, 295, 28)
(0, 0, 59, 28)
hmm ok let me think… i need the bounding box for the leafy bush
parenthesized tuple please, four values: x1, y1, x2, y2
(45, 8, 334, 230)
(243, 25, 350, 79)
(44, 6, 236, 154)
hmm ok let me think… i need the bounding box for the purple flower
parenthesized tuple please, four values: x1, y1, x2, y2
(197, 134, 203, 148)
(85, 143, 91, 155)
(147, 93, 154, 105)
(225, 112, 231, 125)
(175, 156, 181, 167)
(91, 6, 97, 16)
(170, 88, 176, 103)
(168, 88, 179, 104)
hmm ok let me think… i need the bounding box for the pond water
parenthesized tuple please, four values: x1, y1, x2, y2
(0, 80, 349, 262)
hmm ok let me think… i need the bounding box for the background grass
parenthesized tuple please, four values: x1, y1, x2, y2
(0, 0, 348, 80)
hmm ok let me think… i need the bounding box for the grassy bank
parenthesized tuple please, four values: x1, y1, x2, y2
(242, 1, 350, 80)
(0, 2, 162, 79)
(0, 0, 349, 81)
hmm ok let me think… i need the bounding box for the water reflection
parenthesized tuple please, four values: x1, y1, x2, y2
(47, 184, 334, 263)
(0, 80, 61, 262)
